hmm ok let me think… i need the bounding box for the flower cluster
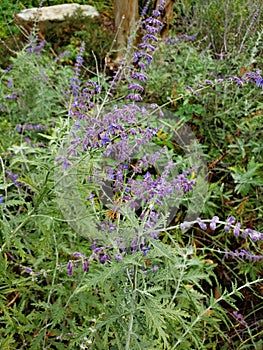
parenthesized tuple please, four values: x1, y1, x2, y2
(232, 310, 248, 327)
(181, 215, 263, 241)
(126, 1, 165, 102)
(26, 39, 46, 57)
(224, 248, 263, 262)
(185, 69, 263, 96)
(66, 240, 156, 277)
(16, 124, 49, 133)
(180, 216, 263, 261)
(164, 33, 197, 44)
(6, 170, 35, 194)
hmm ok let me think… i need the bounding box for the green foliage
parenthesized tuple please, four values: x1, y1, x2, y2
(173, 0, 263, 57)
(0, 47, 72, 124)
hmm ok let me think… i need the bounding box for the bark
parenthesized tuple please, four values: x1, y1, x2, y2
(113, 0, 139, 61)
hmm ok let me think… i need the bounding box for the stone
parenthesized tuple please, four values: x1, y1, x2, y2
(16, 3, 99, 22)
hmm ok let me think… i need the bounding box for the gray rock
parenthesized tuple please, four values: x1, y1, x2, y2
(16, 3, 99, 22)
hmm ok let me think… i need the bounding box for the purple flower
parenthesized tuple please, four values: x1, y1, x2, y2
(197, 218, 207, 230)
(224, 216, 236, 232)
(138, 61, 147, 71)
(114, 253, 123, 262)
(99, 254, 111, 264)
(6, 170, 19, 186)
(139, 42, 156, 51)
(67, 261, 73, 276)
(152, 10, 161, 17)
(233, 311, 248, 327)
(126, 93, 143, 101)
(233, 222, 241, 237)
(255, 76, 263, 89)
(62, 158, 71, 171)
(145, 18, 163, 27)
(142, 247, 151, 256)
(133, 52, 153, 65)
(142, 34, 158, 42)
(141, 0, 151, 17)
(101, 137, 111, 147)
(145, 25, 159, 35)
(131, 72, 148, 82)
(24, 267, 33, 274)
(73, 252, 85, 258)
(82, 260, 89, 272)
(210, 216, 219, 230)
(205, 80, 214, 86)
(93, 247, 104, 255)
(128, 83, 144, 92)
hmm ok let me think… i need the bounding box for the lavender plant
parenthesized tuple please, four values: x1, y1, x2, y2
(0, 1, 263, 349)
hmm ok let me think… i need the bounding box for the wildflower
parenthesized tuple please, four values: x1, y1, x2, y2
(233, 311, 248, 327)
(67, 261, 73, 276)
(197, 218, 207, 230)
(24, 267, 33, 274)
(145, 17, 163, 27)
(100, 137, 111, 147)
(142, 247, 151, 256)
(142, 33, 158, 42)
(255, 76, 263, 89)
(126, 93, 143, 101)
(152, 10, 161, 17)
(114, 253, 123, 262)
(99, 254, 111, 264)
(210, 216, 219, 230)
(131, 72, 148, 82)
(6, 170, 19, 186)
(224, 216, 236, 232)
(205, 80, 214, 86)
(233, 222, 241, 237)
(62, 157, 71, 171)
(139, 43, 155, 51)
(180, 222, 191, 230)
(82, 260, 89, 272)
(73, 252, 86, 258)
(128, 83, 144, 92)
